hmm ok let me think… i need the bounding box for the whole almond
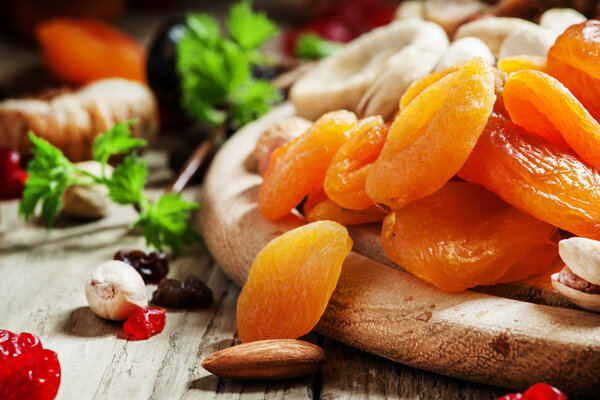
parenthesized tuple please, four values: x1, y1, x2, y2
(201, 339, 325, 380)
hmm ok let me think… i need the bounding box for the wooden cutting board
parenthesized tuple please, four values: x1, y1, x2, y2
(199, 103, 600, 399)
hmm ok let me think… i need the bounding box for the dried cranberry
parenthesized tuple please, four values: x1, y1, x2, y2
(152, 275, 213, 308)
(495, 383, 567, 400)
(0, 147, 27, 200)
(114, 249, 169, 283)
(123, 307, 166, 340)
(0, 330, 42, 361)
(522, 383, 567, 400)
(0, 330, 61, 400)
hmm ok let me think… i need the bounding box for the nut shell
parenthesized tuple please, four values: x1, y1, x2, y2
(551, 273, 600, 312)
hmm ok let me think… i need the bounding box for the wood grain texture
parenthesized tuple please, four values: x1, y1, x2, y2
(199, 103, 600, 399)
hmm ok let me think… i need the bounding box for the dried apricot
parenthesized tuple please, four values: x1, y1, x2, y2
(36, 19, 146, 84)
(399, 65, 459, 111)
(497, 55, 547, 75)
(547, 20, 600, 122)
(324, 119, 388, 210)
(459, 116, 600, 240)
(306, 199, 386, 225)
(366, 58, 495, 211)
(504, 70, 600, 168)
(237, 221, 352, 342)
(380, 182, 556, 292)
(487, 231, 559, 285)
(259, 111, 357, 220)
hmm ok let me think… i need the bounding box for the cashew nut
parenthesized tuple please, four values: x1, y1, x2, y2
(433, 37, 495, 72)
(62, 161, 113, 218)
(539, 8, 587, 35)
(454, 17, 540, 57)
(290, 19, 448, 120)
(498, 25, 558, 59)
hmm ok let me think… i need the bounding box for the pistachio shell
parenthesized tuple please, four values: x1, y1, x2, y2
(558, 237, 600, 286)
(551, 273, 600, 312)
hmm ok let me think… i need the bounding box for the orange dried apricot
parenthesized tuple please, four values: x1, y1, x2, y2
(366, 58, 495, 211)
(324, 119, 388, 210)
(459, 116, 600, 240)
(547, 20, 600, 122)
(36, 19, 146, 84)
(306, 199, 386, 225)
(236, 221, 352, 342)
(399, 65, 459, 111)
(259, 111, 357, 220)
(380, 182, 556, 292)
(487, 231, 559, 285)
(504, 70, 600, 168)
(497, 56, 547, 75)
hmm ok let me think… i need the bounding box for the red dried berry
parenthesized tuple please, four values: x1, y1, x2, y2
(0, 330, 61, 400)
(123, 307, 166, 340)
(523, 383, 567, 400)
(0, 330, 43, 361)
(495, 383, 567, 400)
(0, 147, 27, 200)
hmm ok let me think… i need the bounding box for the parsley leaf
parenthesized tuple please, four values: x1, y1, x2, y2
(230, 79, 282, 126)
(93, 120, 146, 167)
(135, 194, 201, 253)
(226, 0, 278, 51)
(106, 153, 147, 205)
(177, 1, 281, 127)
(295, 33, 342, 59)
(19, 132, 76, 227)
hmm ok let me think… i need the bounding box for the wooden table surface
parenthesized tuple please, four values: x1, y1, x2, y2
(0, 3, 509, 399)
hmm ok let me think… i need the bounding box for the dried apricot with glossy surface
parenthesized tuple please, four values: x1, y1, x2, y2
(547, 20, 600, 123)
(381, 182, 556, 292)
(497, 55, 547, 74)
(259, 111, 357, 220)
(237, 221, 352, 342)
(324, 119, 388, 210)
(306, 199, 386, 225)
(366, 58, 495, 211)
(504, 70, 600, 168)
(36, 19, 146, 84)
(459, 116, 600, 240)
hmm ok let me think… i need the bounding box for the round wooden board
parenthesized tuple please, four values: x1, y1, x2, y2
(199, 103, 600, 398)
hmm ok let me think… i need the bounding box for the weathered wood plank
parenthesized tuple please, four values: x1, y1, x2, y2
(320, 338, 504, 400)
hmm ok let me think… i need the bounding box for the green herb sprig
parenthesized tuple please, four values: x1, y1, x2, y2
(177, 0, 281, 128)
(19, 121, 201, 253)
(295, 33, 342, 60)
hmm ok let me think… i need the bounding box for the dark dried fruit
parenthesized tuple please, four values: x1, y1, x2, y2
(123, 307, 166, 340)
(152, 276, 213, 308)
(0, 330, 61, 400)
(114, 250, 169, 283)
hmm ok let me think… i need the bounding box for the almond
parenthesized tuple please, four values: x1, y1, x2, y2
(201, 339, 325, 380)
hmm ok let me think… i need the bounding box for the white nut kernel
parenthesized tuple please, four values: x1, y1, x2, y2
(498, 25, 558, 59)
(558, 237, 600, 286)
(539, 8, 587, 35)
(62, 161, 113, 218)
(85, 260, 148, 321)
(433, 37, 495, 72)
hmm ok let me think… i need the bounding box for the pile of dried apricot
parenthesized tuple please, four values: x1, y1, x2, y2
(246, 19, 600, 315)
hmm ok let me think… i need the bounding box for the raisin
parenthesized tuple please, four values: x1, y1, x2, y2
(0, 331, 61, 400)
(114, 250, 169, 283)
(152, 276, 213, 308)
(123, 307, 166, 340)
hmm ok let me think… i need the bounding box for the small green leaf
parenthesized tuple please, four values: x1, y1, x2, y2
(295, 33, 342, 59)
(226, 0, 278, 51)
(185, 13, 221, 44)
(135, 194, 201, 253)
(19, 132, 76, 227)
(106, 153, 147, 205)
(93, 120, 146, 166)
(229, 79, 282, 127)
